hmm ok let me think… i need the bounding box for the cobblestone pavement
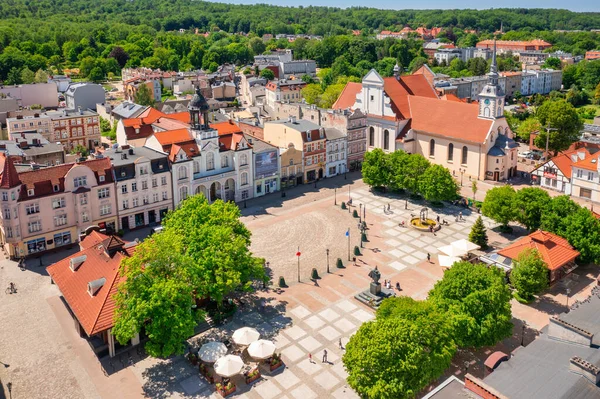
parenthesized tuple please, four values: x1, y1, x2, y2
(2, 174, 599, 399)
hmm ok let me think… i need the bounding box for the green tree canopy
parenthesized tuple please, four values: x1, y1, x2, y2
(561, 207, 600, 264)
(510, 248, 548, 302)
(481, 185, 516, 228)
(20, 67, 35, 84)
(418, 164, 459, 202)
(542, 57, 561, 70)
(516, 117, 541, 142)
(469, 216, 488, 249)
(259, 68, 275, 80)
(402, 153, 431, 194)
(361, 148, 390, 188)
(540, 195, 581, 236)
(343, 317, 455, 399)
(428, 261, 513, 348)
(534, 100, 583, 155)
(34, 69, 49, 83)
(387, 150, 409, 191)
(301, 83, 323, 105)
(134, 83, 155, 107)
(513, 187, 551, 231)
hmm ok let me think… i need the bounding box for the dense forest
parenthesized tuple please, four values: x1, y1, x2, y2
(0, 1, 600, 86)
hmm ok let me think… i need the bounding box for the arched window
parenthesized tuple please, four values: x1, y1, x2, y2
(241, 172, 248, 185)
(383, 130, 389, 150)
(178, 166, 187, 180)
(240, 154, 248, 166)
(180, 186, 188, 200)
(462, 146, 468, 165)
(448, 143, 454, 161)
(429, 139, 435, 157)
(369, 127, 375, 147)
(193, 161, 200, 174)
(206, 152, 214, 170)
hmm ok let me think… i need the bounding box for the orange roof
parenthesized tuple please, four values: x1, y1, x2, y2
(46, 234, 137, 336)
(501, 72, 522, 77)
(538, 149, 590, 179)
(573, 151, 600, 171)
(0, 153, 21, 188)
(79, 230, 110, 250)
(383, 77, 412, 118)
(211, 121, 243, 135)
(399, 74, 438, 98)
(332, 82, 362, 110)
(499, 230, 579, 271)
(152, 117, 189, 131)
(442, 93, 463, 102)
(167, 112, 191, 123)
(408, 96, 493, 143)
(152, 128, 193, 145)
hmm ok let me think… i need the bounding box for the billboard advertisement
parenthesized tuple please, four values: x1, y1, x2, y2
(255, 150, 278, 179)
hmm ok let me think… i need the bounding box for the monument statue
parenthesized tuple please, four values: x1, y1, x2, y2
(368, 266, 381, 284)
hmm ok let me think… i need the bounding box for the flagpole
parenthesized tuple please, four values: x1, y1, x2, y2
(297, 246, 301, 282)
(347, 228, 351, 261)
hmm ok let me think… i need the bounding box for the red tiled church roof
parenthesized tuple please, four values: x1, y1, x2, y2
(332, 82, 362, 110)
(499, 230, 579, 271)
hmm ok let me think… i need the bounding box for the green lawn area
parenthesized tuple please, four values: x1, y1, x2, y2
(576, 104, 600, 124)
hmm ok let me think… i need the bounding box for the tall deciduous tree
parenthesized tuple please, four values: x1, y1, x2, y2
(513, 187, 551, 231)
(134, 83, 155, 107)
(361, 148, 390, 189)
(343, 317, 455, 399)
(402, 153, 431, 195)
(388, 150, 409, 191)
(469, 216, 488, 249)
(516, 117, 541, 141)
(481, 185, 516, 228)
(114, 230, 201, 358)
(34, 69, 49, 83)
(540, 195, 581, 235)
(418, 164, 459, 202)
(259, 68, 275, 81)
(562, 207, 600, 264)
(429, 261, 513, 348)
(108, 46, 130, 68)
(534, 100, 583, 155)
(301, 83, 323, 105)
(20, 67, 35, 84)
(510, 249, 548, 302)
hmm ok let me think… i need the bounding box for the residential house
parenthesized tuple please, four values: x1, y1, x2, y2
(476, 39, 551, 52)
(265, 80, 306, 108)
(520, 69, 562, 95)
(279, 143, 303, 188)
(571, 152, 600, 202)
(96, 101, 148, 128)
(7, 113, 53, 142)
(280, 60, 317, 79)
(0, 95, 19, 125)
(499, 72, 522, 99)
(48, 75, 72, 92)
(325, 128, 347, 177)
(0, 155, 118, 258)
(124, 79, 161, 103)
(47, 231, 140, 358)
(239, 75, 267, 106)
(0, 83, 58, 108)
(211, 82, 236, 100)
(104, 146, 172, 231)
(4, 131, 65, 165)
(65, 83, 106, 111)
(116, 107, 189, 148)
(243, 134, 280, 197)
(532, 149, 589, 194)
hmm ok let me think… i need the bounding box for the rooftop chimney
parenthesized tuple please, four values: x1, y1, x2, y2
(570, 357, 600, 385)
(78, 106, 83, 115)
(87, 277, 106, 296)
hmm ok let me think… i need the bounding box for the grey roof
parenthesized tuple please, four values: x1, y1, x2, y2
(422, 376, 467, 399)
(0, 141, 25, 157)
(324, 127, 346, 140)
(267, 118, 321, 132)
(103, 146, 167, 166)
(243, 133, 277, 153)
(46, 109, 98, 119)
(560, 293, 600, 345)
(21, 142, 64, 156)
(112, 102, 147, 119)
(488, 146, 506, 156)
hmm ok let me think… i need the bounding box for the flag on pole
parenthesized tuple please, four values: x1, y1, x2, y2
(345, 229, 350, 237)
(296, 246, 301, 257)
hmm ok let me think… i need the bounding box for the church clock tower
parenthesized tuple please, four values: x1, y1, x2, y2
(478, 40, 505, 120)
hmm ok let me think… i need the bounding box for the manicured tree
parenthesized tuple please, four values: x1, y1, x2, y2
(469, 216, 488, 249)
(513, 187, 551, 231)
(354, 246, 361, 256)
(344, 312, 455, 398)
(387, 150, 409, 191)
(510, 249, 548, 302)
(401, 153, 430, 195)
(278, 276, 287, 288)
(353, 209, 359, 218)
(311, 268, 319, 279)
(481, 185, 516, 230)
(336, 258, 344, 268)
(341, 201, 346, 209)
(534, 100, 583, 155)
(540, 195, 581, 236)
(361, 148, 390, 189)
(471, 180, 478, 201)
(418, 164, 459, 202)
(562, 207, 600, 264)
(428, 261, 513, 348)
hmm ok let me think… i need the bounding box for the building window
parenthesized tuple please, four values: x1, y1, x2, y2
(6, 226, 12, 238)
(221, 156, 229, 168)
(242, 190, 249, 200)
(206, 153, 215, 170)
(28, 220, 42, 233)
(462, 146, 468, 165)
(3, 208, 11, 219)
(240, 154, 248, 166)
(242, 172, 248, 186)
(577, 169, 583, 179)
(193, 161, 200, 174)
(178, 167, 188, 180)
(139, 166, 148, 175)
(142, 180, 148, 190)
(448, 143, 454, 161)
(133, 198, 139, 207)
(161, 176, 167, 185)
(26, 203, 40, 215)
(123, 200, 129, 209)
(153, 193, 159, 202)
(97, 188, 110, 199)
(588, 172, 594, 181)
(54, 232, 71, 247)
(429, 139, 435, 157)
(1, 192, 8, 201)
(99, 175, 105, 182)
(80, 193, 88, 205)
(100, 204, 111, 216)
(52, 197, 66, 209)
(121, 185, 128, 194)
(132, 182, 138, 191)
(152, 178, 157, 188)
(580, 188, 592, 199)
(26, 238, 46, 254)
(54, 214, 67, 227)
(74, 176, 87, 187)
(180, 186, 188, 200)
(383, 130, 389, 150)
(162, 191, 168, 200)
(369, 127, 374, 147)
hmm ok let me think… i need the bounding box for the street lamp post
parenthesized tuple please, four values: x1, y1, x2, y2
(521, 321, 527, 346)
(326, 249, 330, 273)
(363, 204, 366, 221)
(359, 203, 362, 223)
(334, 187, 337, 205)
(460, 168, 464, 187)
(566, 288, 571, 310)
(296, 247, 301, 283)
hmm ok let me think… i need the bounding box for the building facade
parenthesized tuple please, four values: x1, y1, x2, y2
(0, 156, 118, 258)
(65, 83, 105, 111)
(244, 134, 280, 198)
(325, 128, 347, 177)
(265, 80, 306, 108)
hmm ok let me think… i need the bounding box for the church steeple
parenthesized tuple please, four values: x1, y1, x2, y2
(188, 86, 210, 130)
(477, 38, 505, 120)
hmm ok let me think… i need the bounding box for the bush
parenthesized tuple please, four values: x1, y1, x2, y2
(354, 246, 361, 256)
(336, 258, 344, 268)
(341, 202, 347, 209)
(510, 249, 548, 301)
(353, 210, 359, 218)
(278, 276, 287, 288)
(361, 233, 368, 242)
(311, 268, 320, 279)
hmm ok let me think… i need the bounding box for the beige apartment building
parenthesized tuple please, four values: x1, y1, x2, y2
(0, 155, 117, 258)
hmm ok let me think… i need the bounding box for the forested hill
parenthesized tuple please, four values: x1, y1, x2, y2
(0, 0, 599, 40)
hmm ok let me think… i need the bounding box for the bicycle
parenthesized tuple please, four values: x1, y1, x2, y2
(5, 282, 17, 294)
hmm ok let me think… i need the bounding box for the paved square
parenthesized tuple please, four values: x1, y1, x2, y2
(318, 308, 341, 322)
(303, 315, 326, 330)
(313, 370, 341, 390)
(179, 375, 207, 395)
(297, 358, 323, 375)
(290, 384, 318, 399)
(351, 309, 375, 323)
(298, 336, 323, 352)
(335, 300, 357, 313)
(284, 325, 308, 340)
(290, 306, 311, 319)
(274, 369, 301, 390)
(282, 344, 306, 362)
(319, 325, 342, 341)
(255, 380, 283, 399)
(335, 317, 358, 333)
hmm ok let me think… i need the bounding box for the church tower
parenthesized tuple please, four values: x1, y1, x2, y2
(188, 86, 210, 130)
(478, 40, 505, 119)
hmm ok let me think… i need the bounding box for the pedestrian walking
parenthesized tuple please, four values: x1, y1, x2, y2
(387, 203, 391, 211)
(383, 205, 386, 214)
(322, 349, 328, 363)
(309, 353, 313, 363)
(459, 211, 463, 221)
(338, 338, 343, 349)
(396, 281, 401, 290)
(427, 253, 431, 263)
(436, 215, 440, 223)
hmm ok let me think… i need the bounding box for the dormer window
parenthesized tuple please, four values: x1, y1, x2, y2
(69, 255, 87, 271)
(27, 189, 34, 197)
(99, 175, 105, 182)
(53, 184, 60, 192)
(74, 176, 87, 188)
(87, 277, 106, 296)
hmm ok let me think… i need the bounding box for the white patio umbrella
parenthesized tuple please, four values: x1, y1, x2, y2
(214, 355, 244, 377)
(247, 339, 276, 360)
(198, 341, 227, 363)
(438, 255, 462, 268)
(438, 244, 468, 257)
(451, 239, 481, 253)
(232, 327, 260, 346)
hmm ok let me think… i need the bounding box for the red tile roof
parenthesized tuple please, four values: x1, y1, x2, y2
(383, 77, 412, 118)
(537, 149, 590, 179)
(0, 153, 21, 188)
(79, 230, 110, 250)
(46, 234, 137, 336)
(408, 96, 493, 143)
(332, 82, 362, 110)
(167, 112, 191, 123)
(398, 74, 438, 99)
(499, 230, 580, 271)
(152, 117, 189, 132)
(211, 121, 243, 135)
(153, 128, 193, 146)
(219, 132, 248, 152)
(573, 151, 600, 171)
(17, 158, 113, 200)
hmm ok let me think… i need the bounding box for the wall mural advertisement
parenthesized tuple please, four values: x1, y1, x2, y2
(255, 150, 278, 179)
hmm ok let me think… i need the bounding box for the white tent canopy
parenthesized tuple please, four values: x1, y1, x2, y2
(438, 239, 481, 257)
(438, 244, 467, 257)
(248, 340, 276, 360)
(214, 355, 244, 377)
(232, 327, 260, 346)
(438, 255, 462, 268)
(198, 341, 227, 363)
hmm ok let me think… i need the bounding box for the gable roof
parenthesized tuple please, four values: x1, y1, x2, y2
(573, 151, 600, 171)
(383, 77, 412, 118)
(498, 230, 580, 271)
(152, 128, 193, 146)
(211, 121, 243, 135)
(0, 153, 21, 188)
(408, 96, 493, 143)
(535, 149, 590, 179)
(398, 74, 438, 98)
(46, 234, 137, 336)
(332, 82, 362, 110)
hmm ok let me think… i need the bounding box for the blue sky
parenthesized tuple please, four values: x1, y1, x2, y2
(209, 0, 599, 12)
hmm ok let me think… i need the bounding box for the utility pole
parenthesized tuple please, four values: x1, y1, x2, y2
(545, 123, 558, 159)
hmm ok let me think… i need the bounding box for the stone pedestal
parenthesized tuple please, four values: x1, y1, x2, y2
(369, 282, 381, 296)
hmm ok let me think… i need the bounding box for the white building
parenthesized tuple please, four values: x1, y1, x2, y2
(244, 134, 280, 197)
(532, 149, 589, 195)
(325, 128, 347, 177)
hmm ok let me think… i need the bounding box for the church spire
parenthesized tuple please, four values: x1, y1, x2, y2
(487, 38, 499, 86)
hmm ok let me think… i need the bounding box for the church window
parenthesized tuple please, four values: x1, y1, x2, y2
(369, 127, 374, 147)
(462, 146, 468, 165)
(429, 139, 435, 157)
(448, 143, 454, 161)
(383, 130, 389, 150)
